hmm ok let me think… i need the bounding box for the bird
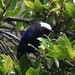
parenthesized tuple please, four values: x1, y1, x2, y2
(17, 22, 53, 59)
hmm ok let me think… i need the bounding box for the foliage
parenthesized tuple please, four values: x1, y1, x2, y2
(0, 0, 75, 75)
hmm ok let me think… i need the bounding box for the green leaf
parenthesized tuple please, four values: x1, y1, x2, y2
(63, 11, 71, 19)
(1, 54, 14, 72)
(51, 8, 60, 12)
(54, 45, 69, 59)
(0, 7, 3, 12)
(0, 0, 5, 7)
(20, 9, 31, 18)
(54, 58, 59, 68)
(71, 40, 75, 47)
(73, 45, 75, 51)
(65, 3, 75, 17)
(24, 0, 34, 10)
(19, 54, 29, 75)
(57, 36, 65, 47)
(14, 3, 21, 16)
(26, 58, 41, 75)
(57, 33, 72, 48)
(0, 60, 5, 67)
(16, 22, 24, 30)
(0, 67, 6, 75)
(42, 5, 52, 10)
(64, 60, 74, 67)
(65, 46, 75, 59)
(7, 0, 16, 11)
(33, 58, 41, 69)
(26, 67, 40, 75)
(40, 71, 50, 75)
(14, 65, 22, 75)
(7, 70, 17, 75)
(4, 10, 15, 17)
(46, 51, 61, 59)
(63, 34, 72, 48)
(34, 0, 43, 12)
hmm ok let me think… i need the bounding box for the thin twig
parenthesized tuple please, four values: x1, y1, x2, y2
(3, 34, 18, 46)
(0, 30, 20, 41)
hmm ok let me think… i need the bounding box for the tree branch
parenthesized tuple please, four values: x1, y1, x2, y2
(4, 17, 37, 25)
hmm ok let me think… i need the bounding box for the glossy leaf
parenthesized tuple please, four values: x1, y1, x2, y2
(24, 0, 34, 10)
(34, 0, 43, 12)
(65, 3, 75, 17)
(51, 8, 60, 12)
(42, 5, 52, 10)
(54, 58, 59, 68)
(57, 33, 72, 48)
(26, 67, 40, 75)
(14, 65, 22, 75)
(4, 11, 15, 17)
(0, 0, 5, 7)
(65, 46, 75, 59)
(0, 7, 3, 12)
(7, 70, 17, 75)
(64, 60, 74, 67)
(54, 45, 69, 59)
(63, 34, 72, 48)
(1, 55, 14, 72)
(14, 2, 22, 16)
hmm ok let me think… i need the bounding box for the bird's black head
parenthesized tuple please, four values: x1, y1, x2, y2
(33, 22, 53, 37)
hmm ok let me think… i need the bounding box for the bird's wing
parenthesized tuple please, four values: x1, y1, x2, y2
(17, 30, 33, 59)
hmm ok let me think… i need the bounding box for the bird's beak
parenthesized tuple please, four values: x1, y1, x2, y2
(51, 29, 54, 33)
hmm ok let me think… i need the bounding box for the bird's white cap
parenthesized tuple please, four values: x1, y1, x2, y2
(40, 22, 52, 31)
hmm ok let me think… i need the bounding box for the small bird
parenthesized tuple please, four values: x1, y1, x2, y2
(17, 22, 53, 59)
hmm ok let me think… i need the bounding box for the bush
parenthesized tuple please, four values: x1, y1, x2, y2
(0, 0, 75, 75)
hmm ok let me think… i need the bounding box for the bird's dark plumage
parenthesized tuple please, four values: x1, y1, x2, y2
(17, 22, 53, 59)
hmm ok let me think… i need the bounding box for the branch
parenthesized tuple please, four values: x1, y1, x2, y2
(4, 17, 37, 25)
(0, 26, 15, 30)
(0, 30, 20, 41)
(3, 34, 18, 46)
(53, 18, 72, 33)
(62, 31, 75, 38)
(0, 40, 10, 54)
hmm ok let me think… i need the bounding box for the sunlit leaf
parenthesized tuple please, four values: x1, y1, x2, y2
(14, 2, 22, 16)
(34, 0, 43, 12)
(24, 0, 34, 10)
(65, 46, 75, 59)
(54, 58, 59, 68)
(42, 5, 52, 10)
(64, 60, 74, 67)
(14, 65, 22, 75)
(51, 8, 60, 12)
(0, 7, 3, 12)
(57, 33, 72, 48)
(1, 54, 14, 72)
(26, 67, 40, 75)
(65, 3, 75, 17)
(4, 11, 15, 17)
(54, 45, 69, 59)
(7, 70, 17, 75)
